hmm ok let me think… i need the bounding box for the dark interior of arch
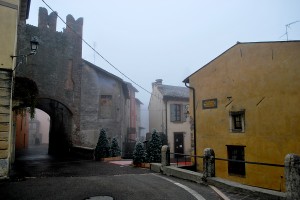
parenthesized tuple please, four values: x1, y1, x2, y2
(36, 98, 73, 156)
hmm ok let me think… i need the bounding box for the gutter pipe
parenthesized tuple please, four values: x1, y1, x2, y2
(184, 82, 197, 169)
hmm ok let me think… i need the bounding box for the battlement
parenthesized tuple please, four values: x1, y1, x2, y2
(38, 7, 83, 36)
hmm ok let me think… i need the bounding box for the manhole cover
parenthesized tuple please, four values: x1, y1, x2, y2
(85, 196, 113, 200)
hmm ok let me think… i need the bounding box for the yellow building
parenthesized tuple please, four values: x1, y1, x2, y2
(0, 0, 30, 177)
(183, 41, 300, 191)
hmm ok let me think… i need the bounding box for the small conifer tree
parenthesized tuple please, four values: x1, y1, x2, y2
(146, 129, 162, 163)
(133, 141, 146, 164)
(94, 128, 110, 160)
(110, 137, 121, 157)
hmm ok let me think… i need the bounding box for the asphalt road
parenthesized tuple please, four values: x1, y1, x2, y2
(1, 145, 222, 200)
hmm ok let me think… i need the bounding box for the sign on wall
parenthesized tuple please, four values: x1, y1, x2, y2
(202, 98, 218, 109)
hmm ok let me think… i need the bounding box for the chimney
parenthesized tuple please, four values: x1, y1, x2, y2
(155, 79, 162, 85)
(152, 79, 163, 88)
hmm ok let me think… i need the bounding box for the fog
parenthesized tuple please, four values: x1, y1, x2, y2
(27, 0, 300, 133)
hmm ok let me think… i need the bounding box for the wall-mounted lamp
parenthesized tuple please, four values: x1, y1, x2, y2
(29, 36, 39, 55)
(11, 36, 39, 71)
(11, 36, 40, 59)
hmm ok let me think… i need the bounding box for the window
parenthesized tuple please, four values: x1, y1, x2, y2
(170, 104, 186, 122)
(99, 95, 113, 119)
(230, 110, 245, 132)
(227, 145, 245, 176)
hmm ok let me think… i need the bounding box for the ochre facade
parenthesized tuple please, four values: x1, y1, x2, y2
(185, 41, 300, 191)
(0, 0, 30, 177)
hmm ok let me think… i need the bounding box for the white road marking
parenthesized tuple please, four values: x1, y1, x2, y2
(152, 173, 206, 200)
(209, 185, 231, 200)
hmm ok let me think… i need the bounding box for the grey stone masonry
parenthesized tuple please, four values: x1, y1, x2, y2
(285, 153, 300, 200)
(0, 70, 12, 177)
(161, 145, 170, 167)
(203, 148, 215, 179)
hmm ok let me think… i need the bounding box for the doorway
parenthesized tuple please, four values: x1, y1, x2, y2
(174, 132, 184, 157)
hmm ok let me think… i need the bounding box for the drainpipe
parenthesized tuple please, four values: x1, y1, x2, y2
(165, 100, 168, 143)
(184, 82, 197, 168)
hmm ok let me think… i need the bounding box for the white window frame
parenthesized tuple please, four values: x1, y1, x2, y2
(229, 110, 245, 133)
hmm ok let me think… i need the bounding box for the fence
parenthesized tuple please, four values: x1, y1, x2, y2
(162, 146, 300, 200)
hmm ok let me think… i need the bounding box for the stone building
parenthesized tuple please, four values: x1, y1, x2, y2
(14, 7, 142, 159)
(183, 41, 300, 191)
(149, 79, 191, 157)
(28, 119, 42, 145)
(80, 59, 129, 154)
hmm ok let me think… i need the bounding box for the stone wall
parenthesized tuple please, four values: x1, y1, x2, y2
(80, 60, 128, 153)
(0, 70, 11, 176)
(16, 7, 83, 153)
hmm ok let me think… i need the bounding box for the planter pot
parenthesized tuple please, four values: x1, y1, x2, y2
(134, 162, 150, 168)
(141, 163, 150, 168)
(95, 156, 122, 161)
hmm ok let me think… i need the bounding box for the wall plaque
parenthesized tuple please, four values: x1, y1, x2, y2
(202, 98, 217, 109)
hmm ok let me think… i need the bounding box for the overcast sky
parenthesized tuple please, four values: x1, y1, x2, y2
(27, 0, 300, 132)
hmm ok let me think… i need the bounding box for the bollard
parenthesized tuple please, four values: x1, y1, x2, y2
(161, 145, 170, 166)
(285, 153, 300, 200)
(203, 148, 215, 181)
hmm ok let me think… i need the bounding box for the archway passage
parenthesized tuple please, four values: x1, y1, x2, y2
(36, 98, 73, 156)
(28, 109, 50, 147)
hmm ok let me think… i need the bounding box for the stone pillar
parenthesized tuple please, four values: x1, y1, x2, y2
(203, 148, 215, 181)
(161, 145, 170, 166)
(285, 154, 300, 200)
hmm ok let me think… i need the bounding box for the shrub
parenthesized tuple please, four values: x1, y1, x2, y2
(94, 128, 110, 160)
(110, 137, 121, 157)
(133, 141, 146, 164)
(146, 129, 162, 163)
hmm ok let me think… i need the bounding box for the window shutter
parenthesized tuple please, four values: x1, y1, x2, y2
(170, 104, 176, 122)
(181, 104, 186, 122)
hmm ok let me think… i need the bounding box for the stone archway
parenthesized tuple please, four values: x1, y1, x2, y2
(36, 98, 73, 156)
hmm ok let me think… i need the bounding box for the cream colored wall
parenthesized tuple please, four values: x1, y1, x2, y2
(148, 86, 165, 133)
(189, 41, 300, 191)
(0, 0, 19, 69)
(166, 100, 191, 155)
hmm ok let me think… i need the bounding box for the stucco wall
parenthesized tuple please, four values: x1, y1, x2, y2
(0, 0, 18, 69)
(189, 41, 300, 191)
(149, 86, 165, 133)
(166, 100, 191, 155)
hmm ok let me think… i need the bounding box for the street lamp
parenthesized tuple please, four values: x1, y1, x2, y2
(29, 36, 39, 55)
(11, 36, 40, 59)
(11, 36, 39, 71)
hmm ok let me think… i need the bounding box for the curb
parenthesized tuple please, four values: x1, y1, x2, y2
(150, 163, 286, 200)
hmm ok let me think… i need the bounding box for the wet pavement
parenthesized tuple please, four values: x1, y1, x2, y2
(2, 145, 222, 200)
(10, 144, 150, 179)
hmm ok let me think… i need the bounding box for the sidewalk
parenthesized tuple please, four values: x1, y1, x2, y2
(150, 163, 286, 200)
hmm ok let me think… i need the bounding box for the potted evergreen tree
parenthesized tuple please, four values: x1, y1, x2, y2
(133, 141, 145, 167)
(110, 137, 121, 160)
(94, 128, 110, 160)
(146, 129, 162, 163)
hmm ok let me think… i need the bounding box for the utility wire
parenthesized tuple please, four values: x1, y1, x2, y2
(41, 0, 162, 100)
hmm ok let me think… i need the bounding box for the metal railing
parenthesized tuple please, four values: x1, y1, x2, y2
(168, 152, 284, 168)
(169, 152, 199, 168)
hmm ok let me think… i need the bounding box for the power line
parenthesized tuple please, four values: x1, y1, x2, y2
(41, 0, 162, 101)
(280, 20, 300, 41)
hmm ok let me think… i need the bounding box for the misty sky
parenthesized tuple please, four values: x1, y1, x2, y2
(27, 0, 300, 132)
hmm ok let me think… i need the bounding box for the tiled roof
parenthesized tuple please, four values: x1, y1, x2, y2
(157, 84, 189, 99)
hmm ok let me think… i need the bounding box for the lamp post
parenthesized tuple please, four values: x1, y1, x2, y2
(10, 36, 39, 71)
